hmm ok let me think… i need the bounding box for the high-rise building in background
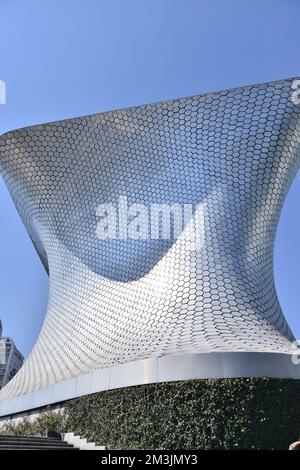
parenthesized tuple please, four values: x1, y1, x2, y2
(0, 320, 24, 389)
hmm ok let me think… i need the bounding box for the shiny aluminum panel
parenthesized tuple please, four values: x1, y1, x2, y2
(0, 78, 300, 410)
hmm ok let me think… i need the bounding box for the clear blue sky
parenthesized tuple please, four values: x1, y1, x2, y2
(0, 0, 299, 358)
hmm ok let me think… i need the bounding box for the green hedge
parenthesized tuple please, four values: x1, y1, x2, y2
(65, 378, 300, 450)
(0, 410, 66, 436)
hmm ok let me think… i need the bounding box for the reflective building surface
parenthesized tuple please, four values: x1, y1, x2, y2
(0, 78, 300, 414)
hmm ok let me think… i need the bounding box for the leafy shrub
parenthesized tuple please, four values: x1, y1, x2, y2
(0, 410, 66, 437)
(1, 378, 299, 449)
(65, 378, 300, 449)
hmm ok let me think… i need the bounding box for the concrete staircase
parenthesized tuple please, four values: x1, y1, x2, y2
(0, 434, 78, 450)
(63, 432, 105, 450)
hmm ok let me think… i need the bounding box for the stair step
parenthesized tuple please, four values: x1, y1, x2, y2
(0, 441, 72, 447)
(0, 442, 73, 450)
(0, 445, 78, 450)
(0, 435, 59, 440)
(0, 434, 79, 450)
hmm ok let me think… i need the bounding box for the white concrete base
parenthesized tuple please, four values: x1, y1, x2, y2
(0, 352, 299, 417)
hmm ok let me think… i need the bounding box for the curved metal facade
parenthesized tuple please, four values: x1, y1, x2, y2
(0, 78, 300, 411)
